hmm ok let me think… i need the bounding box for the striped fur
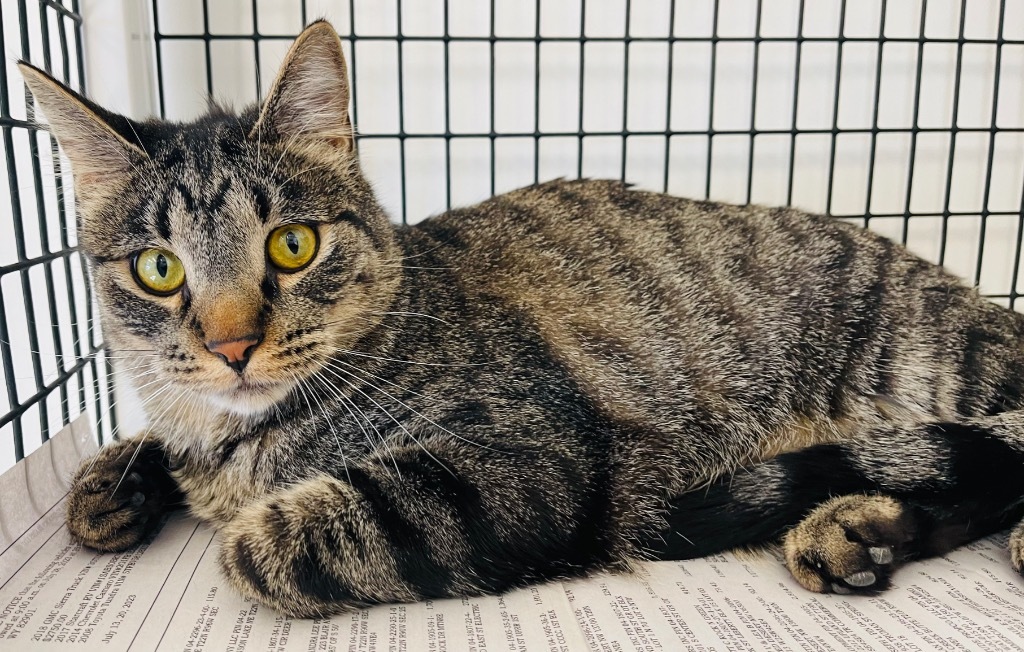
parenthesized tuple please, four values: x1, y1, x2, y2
(21, 21, 1024, 616)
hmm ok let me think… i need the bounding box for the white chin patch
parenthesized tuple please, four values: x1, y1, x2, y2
(206, 382, 293, 417)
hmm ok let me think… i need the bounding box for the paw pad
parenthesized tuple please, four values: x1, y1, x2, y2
(784, 495, 915, 595)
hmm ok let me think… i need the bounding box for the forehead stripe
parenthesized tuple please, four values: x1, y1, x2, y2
(152, 194, 172, 240)
(175, 182, 197, 213)
(207, 177, 232, 215)
(253, 185, 271, 223)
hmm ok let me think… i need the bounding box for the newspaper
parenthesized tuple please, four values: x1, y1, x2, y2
(2, 419, 1024, 651)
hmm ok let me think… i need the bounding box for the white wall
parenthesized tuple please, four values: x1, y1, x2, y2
(80, 0, 156, 117)
(2, 0, 1024, 456)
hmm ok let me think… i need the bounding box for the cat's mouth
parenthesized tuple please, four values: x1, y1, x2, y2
(225, 375, 291, 397)
(233, 376, 280, 391)
(207, 375, 296, 416)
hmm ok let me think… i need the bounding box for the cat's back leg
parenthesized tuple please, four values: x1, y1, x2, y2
(1011, 521, 1024, 573)
(779, 294, 1024, 593)
(646, 411, 1024, 593)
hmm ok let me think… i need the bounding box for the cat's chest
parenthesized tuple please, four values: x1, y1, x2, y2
(160, 387, 432, 525)
(166, 428, 289, 526)
(173, 458, 263, 525)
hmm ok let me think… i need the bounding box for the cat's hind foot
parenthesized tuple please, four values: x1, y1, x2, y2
(66, 437, 180, 552)
(1010, 520, 1024, 575)
(783, 494, 916, 594)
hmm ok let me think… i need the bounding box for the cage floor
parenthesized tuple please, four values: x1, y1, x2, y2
(1, 419, 1023, 651)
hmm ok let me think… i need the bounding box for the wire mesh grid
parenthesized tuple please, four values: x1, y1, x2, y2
(148, 0, 1024, 296)
(2, 0, 1024, 470)
(0, 0, 116, 469)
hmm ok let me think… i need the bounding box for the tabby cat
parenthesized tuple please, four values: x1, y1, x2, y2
(20, 21, 1024, 617)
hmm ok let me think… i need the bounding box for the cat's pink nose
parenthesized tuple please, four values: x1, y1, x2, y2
(206, 335, 261, 374)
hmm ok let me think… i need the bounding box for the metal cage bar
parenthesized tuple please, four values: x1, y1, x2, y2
(0, 0, 116, 464)
(3, 0, 1018, 467)
(146, 1, 1024, 236)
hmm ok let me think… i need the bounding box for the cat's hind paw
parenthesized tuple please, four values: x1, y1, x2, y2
(1010, 521, 1024, 576)
(783, 494, 916, 594)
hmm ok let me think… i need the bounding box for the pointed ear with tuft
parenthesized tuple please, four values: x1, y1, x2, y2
(250, 20, 354, 154)
(18, 62, 147, 201)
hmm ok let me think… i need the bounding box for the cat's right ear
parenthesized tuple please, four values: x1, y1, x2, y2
(18, 62, 147, 200)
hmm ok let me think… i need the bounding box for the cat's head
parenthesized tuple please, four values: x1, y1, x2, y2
(20, 21, 401, 417)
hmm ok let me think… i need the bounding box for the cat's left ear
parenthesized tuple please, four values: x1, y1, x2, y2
(251, 20, 354, 153)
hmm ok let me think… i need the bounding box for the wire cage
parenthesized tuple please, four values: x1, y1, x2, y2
(2, 0, 1024, 473)
(0, 0, 115, 473)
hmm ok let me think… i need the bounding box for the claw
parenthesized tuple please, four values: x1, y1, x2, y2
(130, 492, 146, 507)
(832, 583, 852, 595)
(128, 472, 143, 485)
(869, 546, 893, 565)
(845, 571, 876, 587)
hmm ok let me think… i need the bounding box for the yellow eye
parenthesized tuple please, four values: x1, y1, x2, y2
(267, 224, 318, 271)
(133, 248, 185, 295)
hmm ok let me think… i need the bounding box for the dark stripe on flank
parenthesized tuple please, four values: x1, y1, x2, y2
(874, 340, 895, 399)
(832, 244, 893, 411)
(824, 229, 864, 417)
(957, 327, 990, 417)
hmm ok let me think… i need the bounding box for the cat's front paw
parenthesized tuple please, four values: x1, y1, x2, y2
(217, 500, 292, 612)
(66, 437, 178, 552)
(218, 477, 370, 617)
(783, 494, 916, 594)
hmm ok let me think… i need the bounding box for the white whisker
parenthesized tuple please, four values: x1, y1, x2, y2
(325, 368, 455, 478)
(331, 347, 492, 368)
(325, 364, 500, 454)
